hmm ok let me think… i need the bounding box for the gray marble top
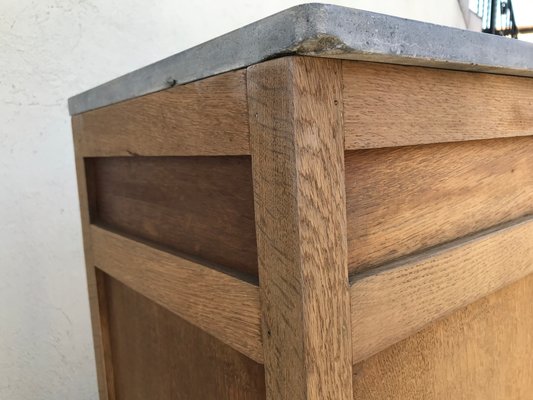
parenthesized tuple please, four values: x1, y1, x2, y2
(68, 3, 533, 115)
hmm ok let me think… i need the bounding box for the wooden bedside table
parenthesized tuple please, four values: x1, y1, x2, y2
(69, 4, 533, 399)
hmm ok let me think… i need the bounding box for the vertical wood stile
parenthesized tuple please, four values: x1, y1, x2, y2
(72, 119, 115, 400)
(247, 56, 353, 399)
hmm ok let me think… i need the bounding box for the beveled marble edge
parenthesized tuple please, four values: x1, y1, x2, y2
(68, 3, 533, 115)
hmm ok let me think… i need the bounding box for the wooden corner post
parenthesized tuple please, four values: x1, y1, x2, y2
(247, 56, 353, 399)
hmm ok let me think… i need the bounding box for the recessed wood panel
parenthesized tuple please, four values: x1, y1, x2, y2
(343, 61, 533, 149)
(87, 156, 258, 278)
(352, 273, 533, 400)
(102, 274, 266, 400)
(345, 136, 533, 274)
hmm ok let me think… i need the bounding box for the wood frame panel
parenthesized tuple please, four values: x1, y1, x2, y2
(343, 61, 533, 149)
(248, 56, 353, 399)
(350, 215, 533, 363)
(73, 70, 249, 157)
(91, 225, 263, 363)
(72, 122, 115, 400)
(72, 104, 260, 400)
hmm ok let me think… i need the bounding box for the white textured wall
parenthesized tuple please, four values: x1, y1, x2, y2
(0, 1, 466, 398)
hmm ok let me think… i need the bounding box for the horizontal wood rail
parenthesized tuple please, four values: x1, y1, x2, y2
(350, 214, 533, 363)
(72, 70, 250, 157)
(90, 225, 263, 363)
(343, 61, 533, 149)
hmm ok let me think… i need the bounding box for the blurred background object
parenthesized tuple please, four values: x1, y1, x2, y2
(468, 0, 533, 39)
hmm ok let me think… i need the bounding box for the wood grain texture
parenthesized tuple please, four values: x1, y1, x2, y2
(91, 225, 263, 363)
(248, 56, 353, 399)
(352, 273, 533, 400)
(343, 61, 533, 149)
(72, 119, 115, 400)
(103, 274, 266, 400)
(350, 215, 533, 364)
(73, 70, 249, 157)
(88, 156, 258, 278)
(345, 136, 533, 274)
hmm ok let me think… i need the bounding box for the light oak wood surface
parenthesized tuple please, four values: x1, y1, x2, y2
(248, 56, 353, 400)
(345, 136, 533, 274)
(103, 275, 266, 400)
(91, 225, 263, 363)
(350, 215, 533, 363)
(343, 61, 533, 149)
(73, 70, 249, 157)
(352, 274, 533, 399)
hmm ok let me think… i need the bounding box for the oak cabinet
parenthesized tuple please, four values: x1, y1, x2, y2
(70, 4, 533, 399)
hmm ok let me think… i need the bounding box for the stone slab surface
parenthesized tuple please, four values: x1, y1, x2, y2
(69, 3, 533, 115)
